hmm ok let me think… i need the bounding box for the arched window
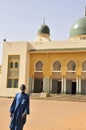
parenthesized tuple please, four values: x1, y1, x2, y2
(35, 60, 43, 71)
(53, 61, 61, 71)
(67, 60, 76, 71)
(82, 61, 86, 71)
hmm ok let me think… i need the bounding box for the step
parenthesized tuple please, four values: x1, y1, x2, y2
(30, 93, 86, 102)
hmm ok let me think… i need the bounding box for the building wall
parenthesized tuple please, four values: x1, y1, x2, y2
(0, 41, 30, 97)
(1, 39, 86, 97)
(29, 50, 86, 94)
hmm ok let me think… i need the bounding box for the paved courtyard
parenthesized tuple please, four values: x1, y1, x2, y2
(0, 98, 86, 130)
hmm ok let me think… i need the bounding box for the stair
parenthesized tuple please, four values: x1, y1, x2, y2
(30, 93, 86, 102)
(30, 93, 41, 99)
(47, 94, 86, 102)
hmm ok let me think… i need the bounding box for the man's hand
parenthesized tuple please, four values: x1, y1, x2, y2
(22, 113, 26, 118)
(10, 113, 12, 117)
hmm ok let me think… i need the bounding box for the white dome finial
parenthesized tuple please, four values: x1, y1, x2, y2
(43, 17, 45, 25)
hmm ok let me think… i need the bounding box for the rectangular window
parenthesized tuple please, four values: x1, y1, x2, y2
(15, 62, 18, 68)
(14, 79, 18, 88)
(9, 62, 13, 68)
(7, 55, 20, 88)
(8, 79, 12, 88)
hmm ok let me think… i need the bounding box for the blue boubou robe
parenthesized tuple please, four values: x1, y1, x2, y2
(9, 92, 30, 130)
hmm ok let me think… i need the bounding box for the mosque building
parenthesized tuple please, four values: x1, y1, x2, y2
(1, 9, 86, 97)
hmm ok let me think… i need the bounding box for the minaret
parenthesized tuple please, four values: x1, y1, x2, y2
(35, 19, 51, 41)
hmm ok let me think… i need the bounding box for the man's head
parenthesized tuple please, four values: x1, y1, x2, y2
(20, 84, 26, 92)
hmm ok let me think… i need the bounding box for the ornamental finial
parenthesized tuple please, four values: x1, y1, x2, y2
(43, 17, 45, 24)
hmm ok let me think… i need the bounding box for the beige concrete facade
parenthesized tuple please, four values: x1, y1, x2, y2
(0, 38, 86, 97)
(0, 41, 31, 97)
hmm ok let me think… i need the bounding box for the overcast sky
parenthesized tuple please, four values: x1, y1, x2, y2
(0, 0, 85, 64)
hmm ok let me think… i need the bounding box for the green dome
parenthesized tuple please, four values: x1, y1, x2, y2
(70, 16, 86, 38)
(38, 24, 50, 35)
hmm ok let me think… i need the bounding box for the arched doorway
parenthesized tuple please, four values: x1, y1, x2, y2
(66, 60, 76, 94)
(52, 60, 61, 94)
(34, 60, 43, 93)
(34, 78, 43, 93)
(52, 80, 61, 94)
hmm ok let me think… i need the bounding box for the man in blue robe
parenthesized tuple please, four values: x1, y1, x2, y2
(9, 84, 30, 130)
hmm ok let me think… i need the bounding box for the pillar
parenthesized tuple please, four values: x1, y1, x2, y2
(43, 77, 50, 93)
(64, 77, 66, 93)
(78, 77, 81, 94)
(32, 77, 34, 92)
(61, 77, 64, 93)
(76, 77, 79, 94)
(49, 77, 52, 93)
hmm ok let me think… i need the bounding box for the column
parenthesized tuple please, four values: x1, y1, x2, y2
(32, 77, 34, 92)
(49, 77, 52, 93)
(76, 77, 79, 94)
(29, 78, 33, 93)
(61, 77, 64, 93)
(64, 77, 66, 93)
(43, 77, 50, 93)
(78, 77, 81, 94)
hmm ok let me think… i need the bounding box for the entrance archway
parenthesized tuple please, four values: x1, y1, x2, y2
(66, 80, 76, 94)
(34, 78, 43, 93)
(52, 80, 61, 94)
(34, 60, 43, 93)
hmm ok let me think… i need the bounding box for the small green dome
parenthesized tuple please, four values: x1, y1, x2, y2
(38, 24, 50, 35)
(70, 16, 86, 38)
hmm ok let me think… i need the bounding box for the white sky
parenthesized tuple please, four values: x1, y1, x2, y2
(0, 0, 85, 64)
